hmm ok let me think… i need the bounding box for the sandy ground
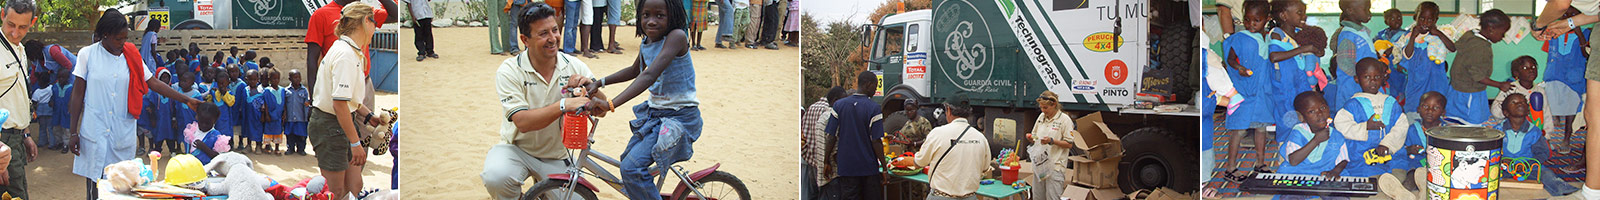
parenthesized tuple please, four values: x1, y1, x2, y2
(398, 26, 800, 199)
(30, 93, 399, 199)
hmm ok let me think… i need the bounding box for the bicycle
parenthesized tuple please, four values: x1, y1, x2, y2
(521, 113, 752, 200)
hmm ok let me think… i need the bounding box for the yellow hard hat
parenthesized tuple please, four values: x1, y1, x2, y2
(165, 154, 206, 185)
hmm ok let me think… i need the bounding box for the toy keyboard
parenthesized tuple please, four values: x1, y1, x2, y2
(1240, 173, 1379, 197)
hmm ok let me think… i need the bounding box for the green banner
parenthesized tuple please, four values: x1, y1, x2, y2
(232, 0, 311, 29)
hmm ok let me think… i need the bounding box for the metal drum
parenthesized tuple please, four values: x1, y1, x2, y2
(1424, 126, 1504, 200)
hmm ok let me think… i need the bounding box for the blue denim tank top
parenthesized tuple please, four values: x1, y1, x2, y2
(640, 39, 699, 109)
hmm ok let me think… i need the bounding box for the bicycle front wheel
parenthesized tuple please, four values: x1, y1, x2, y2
(522, 179, 599, 200)
(675, 171, 752, 200)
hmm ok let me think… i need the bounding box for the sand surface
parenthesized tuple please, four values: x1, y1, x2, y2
(398, 26, 800, 199)
(30, 93, 399, 199)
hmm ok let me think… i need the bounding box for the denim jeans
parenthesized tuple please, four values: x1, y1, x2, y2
(716, 0, 736, 43)
(562, 2, 582, 53)
(620, 105, 703, 200)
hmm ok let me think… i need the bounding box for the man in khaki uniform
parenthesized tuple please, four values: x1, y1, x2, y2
(480, 5, 607, 200)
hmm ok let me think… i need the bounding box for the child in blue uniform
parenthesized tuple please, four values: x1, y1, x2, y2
(206, 66, 238, 146)
(52, 71, 72, 153)
(1275, 92, 1351, 200)
(1496, 93, 1581, 195)
(1331, 58, 1417, 200)
(241, 69, 263, 153)
(1326, 0, 1377, 110)
(1399, 2, 1456, 113)
(151, 69, 176, 154)
(189, 102, 226, 164)
(1375, 9, 1408, 98)
(284, 70, 310, 155)
(1221, 1, 1276, 172)
(257, 69, 284, 155)
(1333, 58, 1409, 177)
(241, 50, 259, 71)
(173, 70, 200, 153)
(1267, 0, 1324, 127)
(1544, 23, 1588, 155)
(1445, 9, 1513, 125)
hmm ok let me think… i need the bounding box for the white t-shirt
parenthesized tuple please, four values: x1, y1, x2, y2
(1575, 0, 1600, 15)
(0, 39, 27, 130)
(313, 36, 370, 114)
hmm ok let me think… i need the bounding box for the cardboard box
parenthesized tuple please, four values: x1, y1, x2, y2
(1066, 112, 1124, 188)
(1069, 113, 1123, 161)
(1068, 154, 1122, 188)
(1063, 184, 1126, 200)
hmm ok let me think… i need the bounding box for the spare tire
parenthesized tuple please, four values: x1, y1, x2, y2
(173, 19, 213, 30)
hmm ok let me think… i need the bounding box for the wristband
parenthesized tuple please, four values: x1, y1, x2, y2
(1570, 18, 1578, 30)
(350, 141, 361, 148)
(560, 98, 568, 112)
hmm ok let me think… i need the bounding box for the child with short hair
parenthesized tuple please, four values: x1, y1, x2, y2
(241, 69, 263, 153)
(241, 50, 259, 71)
(212, 51, 227, 68)
(256, 68, 284, 155)
(1375, 8, 1407, 98)
(1446, 9, 1513, 124)
(173, 70, 200, 153)
(188, 102, 228, 164)
(1332, 58, 1415, 199)
(1275, 91, 1351, 199)
(283, 70, 310, 155)
(1267, 0, 1325, 127)
(1220, 0, 1274, 172)
(205, 66, 238, 146)
(52, 70, 72, 153)
(1399, 2, 1456, 114)
(1333, 58, 1409, 175)
(1492, 56, 1547, 122)
(1392, 92, 1456, 176)
(1496, 93, 1582, 195)
(1326, 0, 1378, 109)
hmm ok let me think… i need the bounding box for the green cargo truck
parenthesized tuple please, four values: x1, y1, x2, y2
(862, 0, 1200, 193)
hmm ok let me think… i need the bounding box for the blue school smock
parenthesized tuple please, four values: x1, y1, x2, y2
(190, 128, 224, 164)
(1202, 51, 1216, 152)
(1223, 31, 1276, 129)
(1327, 22, 1378, 108)
(1339, 94, 1402, 177)
(174, 85, 198, 138)
(1390, 115, 1434, 170)
(1401, 37, 1452, 113)
(1277, 123, 1349, 175)
(242, 87, 262, 141)
(1495, 119, 1549, 162)
(243, 61, 259, 71)
(210, 90, 236, 137)
(1270, 28, 1320, 127)
(258, 87, 282, 137)
(231, 82, 249, 137)
(152, 93, 175, 142)
(1547, 28, 1590, 95)
(1376, 28, 1409, 98)
(138, 93, 157, 130)
(53, 83, 71, 129)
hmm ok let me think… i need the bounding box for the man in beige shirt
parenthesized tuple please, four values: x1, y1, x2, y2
(0, 1, 35, 198)
(909, 95, 990, 199)
(480, 5, 609, 200)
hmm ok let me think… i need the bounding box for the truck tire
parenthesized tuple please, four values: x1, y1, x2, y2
(173, 19, 214, 30)
(1118, 127, 1199, 193)
(1156, 24, 1196, 102)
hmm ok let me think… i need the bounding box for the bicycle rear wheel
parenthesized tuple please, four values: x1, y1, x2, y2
(522, 179, 599, 200)
(674, 171, 752, 200)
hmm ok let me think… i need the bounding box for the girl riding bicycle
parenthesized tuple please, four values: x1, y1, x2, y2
(570, 0, 700, 198)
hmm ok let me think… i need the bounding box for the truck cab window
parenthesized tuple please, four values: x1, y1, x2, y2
(872, 26, 906, 60)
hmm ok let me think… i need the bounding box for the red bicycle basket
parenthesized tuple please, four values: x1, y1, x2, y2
(561, 113, 589, 149)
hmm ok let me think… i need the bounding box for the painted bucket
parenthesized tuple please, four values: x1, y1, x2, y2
(1424, 126, 1504, 200)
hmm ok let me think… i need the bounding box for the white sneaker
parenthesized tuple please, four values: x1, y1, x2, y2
(1378, 173, 1415, 200)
